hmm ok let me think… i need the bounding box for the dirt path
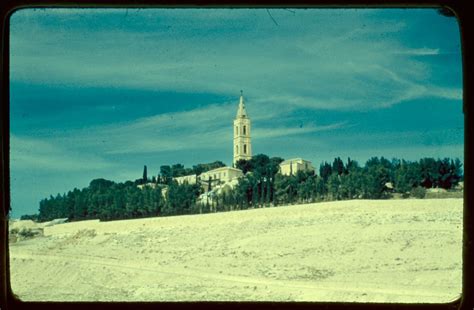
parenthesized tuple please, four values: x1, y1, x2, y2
(12, 251, 454, 301)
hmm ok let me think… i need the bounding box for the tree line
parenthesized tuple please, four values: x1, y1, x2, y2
(220, 155, 463, 210)
(22, 155, 463, 222)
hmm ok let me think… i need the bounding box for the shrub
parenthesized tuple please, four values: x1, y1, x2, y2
(411, 186, 426, 199)
(9, 228, 19, 235)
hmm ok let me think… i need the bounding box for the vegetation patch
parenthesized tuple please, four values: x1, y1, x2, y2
(22, 156, 462, 224)
(9, 226, 44, 242)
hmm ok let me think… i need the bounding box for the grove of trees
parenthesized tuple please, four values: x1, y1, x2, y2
(26, 155, 463, 223)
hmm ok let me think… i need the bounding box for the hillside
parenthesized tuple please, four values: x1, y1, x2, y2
(9, 199, 462, 302)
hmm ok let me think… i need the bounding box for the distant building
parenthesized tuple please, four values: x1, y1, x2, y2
(196, 178, 241, 206)
(198, 166, 244, 191)
(137, 182, 158, 190)
(174, 174, 197, 185)
(279, 158, 315, 176)
(233, 91, 252, 166)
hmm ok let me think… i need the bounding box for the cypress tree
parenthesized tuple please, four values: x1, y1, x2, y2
(143, 165, 148, 184)
(208, 176, 212, 192)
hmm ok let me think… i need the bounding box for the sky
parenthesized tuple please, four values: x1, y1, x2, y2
(9, 8, 463, 218)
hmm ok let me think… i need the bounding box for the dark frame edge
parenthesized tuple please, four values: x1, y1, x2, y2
(0, 0, 12, 310)
(0, 1, 472, 310)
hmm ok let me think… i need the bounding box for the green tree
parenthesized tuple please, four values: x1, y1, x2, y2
(143, 165, 148, 184)
(345, 157, 359, 173)
(251, 154, 271, 177)
(252, 180, 259, 207)
(339, 168, 364, 199)
(363, 165, 390, 199)
(327, 173, 341, 200)
(171, 163, 186, 177)
(160, 165, 172, 184)
(273, 174, 287, 204)
(265, 176, 272, 205)
(235, 159, 253, 174)
(207, 176, 212, 192)
(319, 162, 332, 181)
(394, 161, 421, 195)
(332, 157, 345, 175)
(419, 157, 437, 188)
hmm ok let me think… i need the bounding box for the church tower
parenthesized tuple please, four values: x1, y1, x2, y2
(233, 91, 252, 166)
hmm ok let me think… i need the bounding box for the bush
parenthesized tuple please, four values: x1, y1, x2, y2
(10, 228, 19, 235)
(411, 186, 426, 199)
(400, 192, 410, 199)
(18, 227, 36, 238)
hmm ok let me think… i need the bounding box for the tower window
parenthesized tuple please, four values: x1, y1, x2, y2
(235, 145, 238, 154)
(235, 126, 238, 135)
(244, 144, 247, 154)
(243, 125, 246, 135)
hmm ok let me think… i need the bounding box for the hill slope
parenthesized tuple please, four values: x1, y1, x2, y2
(9, 199, 462, 302)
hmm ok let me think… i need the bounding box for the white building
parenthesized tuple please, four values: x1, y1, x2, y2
(198, 166, 244, 187)
(174, 174, 197, 185)
(279, 158, 315, 176)
(196, 178, 240, 206)
(233, 91, 252, 166)
(137, 182, 158, 190)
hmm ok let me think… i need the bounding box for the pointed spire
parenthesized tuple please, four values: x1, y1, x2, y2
(236, 90, 247, 118)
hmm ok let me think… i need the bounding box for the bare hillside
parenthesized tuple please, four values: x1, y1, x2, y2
(9, 199, 462, 302)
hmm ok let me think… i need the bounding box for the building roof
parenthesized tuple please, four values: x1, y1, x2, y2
(279, 158, 313, 165)
(174, 174, 196, 179)
(202, 166, 243, 174)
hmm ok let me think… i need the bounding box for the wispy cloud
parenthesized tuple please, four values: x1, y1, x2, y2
(427, 86, 463, 101)
(10, 8, 462, 113)
(393, 47, 440, 56)
(254, 122, 348, 139)
(10, 135, 114, 171)
(17, 102, 346, 157)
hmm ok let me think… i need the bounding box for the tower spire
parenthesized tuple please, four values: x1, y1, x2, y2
(237, 90, 247, 118)
(233, 90, 252, 166)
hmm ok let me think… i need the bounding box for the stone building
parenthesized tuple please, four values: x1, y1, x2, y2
(137, 182, 158, 189)
(174, 174, 197, 185)
(233, 91, 252, 166)
(279, 158, 315, 176)
(198, 166, 244, 190)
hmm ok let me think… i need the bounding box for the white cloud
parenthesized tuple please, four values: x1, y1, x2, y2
(254, 122, 347, 139)
(428, 86, 463, 101)
(393, 47, 440, 56)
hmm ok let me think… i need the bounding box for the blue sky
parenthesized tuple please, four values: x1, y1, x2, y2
(9, 8, 463, 218)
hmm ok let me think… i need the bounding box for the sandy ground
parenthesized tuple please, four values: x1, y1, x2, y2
(9, 199, 462, 302)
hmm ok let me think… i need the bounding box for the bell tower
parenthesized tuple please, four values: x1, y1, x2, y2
(233, 90, 252, 166)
